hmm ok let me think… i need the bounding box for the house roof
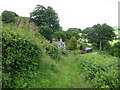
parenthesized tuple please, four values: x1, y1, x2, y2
(85, 48, 92, 50)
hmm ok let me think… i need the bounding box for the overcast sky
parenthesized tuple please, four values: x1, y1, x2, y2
(0, 0, 119, 30)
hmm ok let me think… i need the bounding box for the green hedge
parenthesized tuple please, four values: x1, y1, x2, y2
(2, 24, 42, 88)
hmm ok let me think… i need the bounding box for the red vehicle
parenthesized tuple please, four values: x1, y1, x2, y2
(83, 50, 87, 54)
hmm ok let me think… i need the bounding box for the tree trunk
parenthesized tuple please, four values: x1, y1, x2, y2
(99, 41, 102, 51)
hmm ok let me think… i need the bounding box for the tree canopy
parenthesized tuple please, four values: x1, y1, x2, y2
(83, 23, 116, 50)
(53, 31, 66, 41)
(66, 28, 81, 40)
(38, 25, 53, 41)
(30, 5, 60, 32)
(2, 10, 16, 23)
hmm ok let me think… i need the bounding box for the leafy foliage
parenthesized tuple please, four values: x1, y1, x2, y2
(69, 36, 77, 50)
(112, 42, 120, 57)
(53, 31, 66, 41)
(45, 44, 61, 59)
(38, 25, 53, 41)
(2, 24, 43, 88)
(30, 5, 60, 32)
(83, 24, 116, 50)
(2, 10, 16, 23)
(69, 28, 81, 35)
(66, 28, 81, 40)
(75, 54, 119, 88)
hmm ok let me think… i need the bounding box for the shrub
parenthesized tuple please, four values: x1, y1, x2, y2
(66, 36, 77, 50)
(61, 49, 68, 56)
(68, 50, 82, 55)
(69, 36, 77, 50)
(45, 44, 61, 59)
(75, 50, 82, 54)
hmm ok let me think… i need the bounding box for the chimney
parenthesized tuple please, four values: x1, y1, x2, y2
(52, 38, 55, 42)
(60, 38, 62, 42)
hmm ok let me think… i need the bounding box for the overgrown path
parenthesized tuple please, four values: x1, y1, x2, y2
(52, 56, 82, 88)
(27, 55, 85, 88)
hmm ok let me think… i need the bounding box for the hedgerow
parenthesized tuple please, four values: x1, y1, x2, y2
(2, 23, 63, 88)
(2, 24, 43, 88)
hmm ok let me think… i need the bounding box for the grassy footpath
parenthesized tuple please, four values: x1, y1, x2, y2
(25, 53, 119, 88)
(26, 56, 77, 88)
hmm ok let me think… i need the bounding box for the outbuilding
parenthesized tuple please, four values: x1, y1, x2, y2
(84, 48, 92, 53)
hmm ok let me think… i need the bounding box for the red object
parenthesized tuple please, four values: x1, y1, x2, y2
(83, 50, 87, 54)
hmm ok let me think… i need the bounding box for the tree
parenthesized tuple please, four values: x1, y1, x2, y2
(66, 28, 81, 40)
(77, 32, 91, 50)
(39, 25, 53, 41)
(11, 11, 19, 17)
(30, 5, 60, 32)
(69, 36, 77, 50)
(78, 33, 88, 44)
(83, 24, 116, 50)
(46, 6, 60, 31)
(53, 31, 66, 41)
(2, 10, 15, 23)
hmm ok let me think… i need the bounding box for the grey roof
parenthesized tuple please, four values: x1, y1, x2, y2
(54, 41, 66, 49)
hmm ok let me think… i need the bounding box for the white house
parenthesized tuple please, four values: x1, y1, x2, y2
(52, 38, 66, 49)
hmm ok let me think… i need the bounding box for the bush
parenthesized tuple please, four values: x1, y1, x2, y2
(2, 10, 15, 23)
(67, 50, 82, 55)
(66, 36, 77, 50)
(2, 24, 42, 88)
(61, 49, 69, 56)
(74, 50, 82, 54)
(45, 44, 61, 59)
(69, 36, 77, 50)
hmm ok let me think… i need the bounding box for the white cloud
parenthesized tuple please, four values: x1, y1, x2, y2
(0, 0, 119, 30)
